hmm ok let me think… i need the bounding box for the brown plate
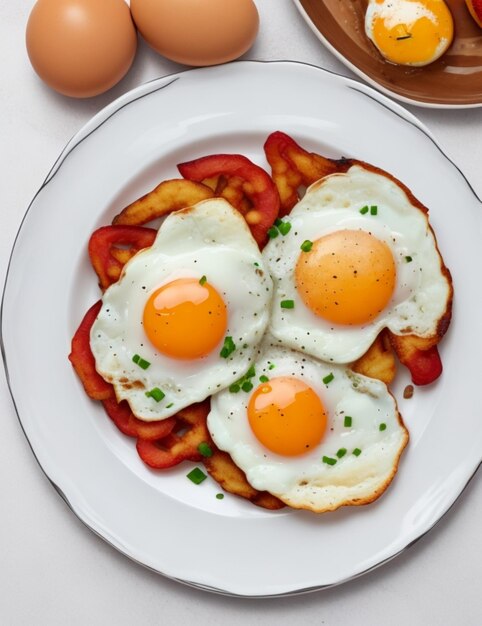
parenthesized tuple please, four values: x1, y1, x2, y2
(294, 0, 482, 107)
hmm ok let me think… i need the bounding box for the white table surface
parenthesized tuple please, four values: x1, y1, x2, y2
(1, 1, 481, 624)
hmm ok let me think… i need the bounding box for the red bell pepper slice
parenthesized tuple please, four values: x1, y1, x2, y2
(136, 401, 211, 469)
(88, 225, 157, 291)
(69, 301, 114, 401)
(102, 398, 176, 441)
(178, 154, 280, 247)
(389, 333, 443, 386)
(405, 346, 443, 386)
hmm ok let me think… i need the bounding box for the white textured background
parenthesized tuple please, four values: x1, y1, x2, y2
(1, 1, 481, 624)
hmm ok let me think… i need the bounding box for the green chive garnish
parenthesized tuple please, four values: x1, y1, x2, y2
(379, 423, 387, 431)
(259, 375, 269, 383)
(197, 442, 213, 457)
(145, 387, 165, 402)
(274, 218, 282, 226)
(166, 402, 174, 409)
(268, 226, 279, 239)
(278, 221, 292, 236)
(199, 275, 207, 285)
(216, 493, 225, 500)
(336, 448, 347, 458)
(300, 240, 313, 252)
(353, 448, 362, 457)
(254, 262, 259, 267)
(242, 381, 253, 393)
(187, 468, 207, 485)
(323, 372, 334, 385)
(370, 205, 378, 215)
(280, 300, 295, 309)
(323, 456, 337, 466)
(220, 336, 236, 358)
(268, 362, 275, 370)
(405, 255, 413, 263)
(344, 415, 353, 428)
(245, 365, 256, 379)
(359, 205, 369, 215)
(229, 383, 241, 393)
(132, 354, 151, 370)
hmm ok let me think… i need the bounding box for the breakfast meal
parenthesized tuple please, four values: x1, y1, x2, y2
(69, 132, 453, 513)
(364, 0, 454, 67)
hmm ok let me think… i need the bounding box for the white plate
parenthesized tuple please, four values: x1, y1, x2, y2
(2, 61, 482, 597)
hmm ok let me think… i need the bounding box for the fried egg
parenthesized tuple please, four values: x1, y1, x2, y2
(90, 199, 272, 421)
(365, 0, 454, 66)
(263, 165, 451, 364)
(208, 342, 408, 512)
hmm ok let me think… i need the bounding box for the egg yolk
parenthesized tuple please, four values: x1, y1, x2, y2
(295, 230, 396, 326)
(368, 0, 454, 66)
(143, 278, 227, 359)
(248, 377, 327, 456)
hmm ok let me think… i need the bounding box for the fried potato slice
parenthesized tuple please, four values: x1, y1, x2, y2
(264, 131, 340, 214)
(352, 331, 396, 386)
(203, 449, 285, 510)
(136, 401, 211, 469)
(113, 179, 214, 226)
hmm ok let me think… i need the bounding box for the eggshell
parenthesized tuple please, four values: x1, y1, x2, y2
(130, 0, 259, 66)
(26, 0, 137, 98)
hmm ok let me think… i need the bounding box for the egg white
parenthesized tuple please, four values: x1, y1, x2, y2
(208, 342, 408, 513)
(263, 165, 451, 364)
(90, 199, 272, 421)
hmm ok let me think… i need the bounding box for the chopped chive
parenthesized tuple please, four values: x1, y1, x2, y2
(379, 423, 387, 431)
(323, 456, 337, 466)
(242, 381, 254, 393)
(254, 262, 259, 267)
(353, 448, 362, 457)
(278, 221, 292, 236)
(216, 493, 225, 500)
(197, 442, 213, 457)
(229, 383, 241, 393)
(370, 205, 378, 215)
(166, 402, 174, 409)
(300, 239, 313, 252)
(267, 226, 279, 239)
(268, 362, 276, 370)
(280, 299, 295, 309)
(336, 448, 347, 459)
(274, 218, 283, 227)
(145, 387, 165, 402)
(220, 336, 236, 359)
(187, 467, 207, 485)
(199, 275, 207, 285)
(359, 205, 369, 214)
(405, 255, 413, 263)
(245, 365, 256, 379)
(344, 415, 353, 428)
(323, 372, 334, 385)
(132, 354, 151, 370)
(259, 375, 269, 383)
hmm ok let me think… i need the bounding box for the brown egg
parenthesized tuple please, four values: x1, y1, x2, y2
(130, 0, 259, 66)
(26, 0, 137, 98)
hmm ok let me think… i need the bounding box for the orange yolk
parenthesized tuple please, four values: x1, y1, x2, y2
(143, 278, 227, 359)
(248, 377, 327, 456)
(369, 0, 453, 66)
(295, 230, 396, 326)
